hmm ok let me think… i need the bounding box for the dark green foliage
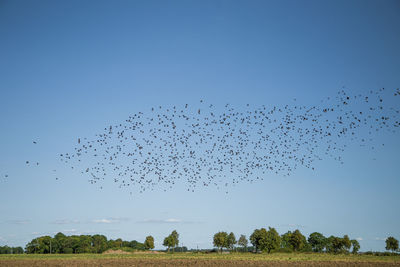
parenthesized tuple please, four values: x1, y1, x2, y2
(250, 228, 266, 253)
(308, 232, 327, 252)
(163, 230, 179, 252)
(351, 239, 360, 254)
(226, 232, 237, 251)
(213, 231, 228, 253)
(238, 235, 248, 250)
(250, 227, 281, 253)
(25, 233, 145, 254)
(289, 230, 306, 252)
(144, 236, 155, 250)
(326, 235, 352, 254)
(163, 236, 174, 252)
(386, 237, 399, 252)
(0, 246, 24, 254)
(263, 227, 281, 253)
(92, 235, 108, 253)
(281, 231, 292, 250)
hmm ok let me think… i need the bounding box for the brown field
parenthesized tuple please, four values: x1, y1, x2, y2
(1, 253, 400, 267)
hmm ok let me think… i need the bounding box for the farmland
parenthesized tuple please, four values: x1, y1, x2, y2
(0, 252, 399, 266)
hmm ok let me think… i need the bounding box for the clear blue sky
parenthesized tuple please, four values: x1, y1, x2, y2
(0, 0, 399, 251)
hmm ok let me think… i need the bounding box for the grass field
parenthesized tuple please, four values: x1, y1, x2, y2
(1, 252, 400, 266)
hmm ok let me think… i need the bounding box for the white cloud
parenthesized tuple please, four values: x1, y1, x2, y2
(91, 217, 128, 224)
(136, 218, 200, 224)
(52, 219, 81, 225)
(62, 229, 78, 234)
(6, 220, 30, 225)
(165, 218, 182, 223)
(93, 219, 114, 224)
(356, 237, 363, 241)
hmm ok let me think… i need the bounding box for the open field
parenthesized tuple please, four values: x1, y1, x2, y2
(1, 253, 400, 266)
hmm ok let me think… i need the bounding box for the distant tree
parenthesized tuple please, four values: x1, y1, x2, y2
(144, 236, 155, 250)
(238, 235, 248, 251)
(115, 238, 123, 248)
(163, 235, 174, 252)
(342, 235, 351, 253)
(54, 232, 67, 253)
(385, 237, 399, 252)
(326, 235, 351, 254)
(261, 227, 281, 253)
(213, 232, 228, 253)
(171, 230, 179, 252)
(308, 232, 326, 252)
(226, 232, 237, 251)
(330, 236, 343, 254)
(281, 231, 292, 250)
(350, 239, 360, 254)
(13, 247, 23, 254)
(0, 246, 23, 254)
(73, 235, 91, 253)
(250, 228, 266, 253)
(129, 240, 145, 250)
(92, 235, 107, 253)
(289, 230, 306, 252)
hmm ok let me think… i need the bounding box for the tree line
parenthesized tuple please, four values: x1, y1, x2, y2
(0, 246, 24, 254)
(24, 232, 155, 254)
(213, 228, 400, 254)
(0, 229, 398, 254)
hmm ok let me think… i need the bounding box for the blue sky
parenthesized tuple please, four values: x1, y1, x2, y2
(0, 0, 399, 251)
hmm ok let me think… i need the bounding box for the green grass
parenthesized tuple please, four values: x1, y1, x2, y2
(0, 252, 399, 263)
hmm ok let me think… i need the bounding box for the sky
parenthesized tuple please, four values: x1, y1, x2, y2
(0, 0, 399, 251)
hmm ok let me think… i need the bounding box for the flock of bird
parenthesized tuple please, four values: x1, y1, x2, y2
(2, 88, 400, 194)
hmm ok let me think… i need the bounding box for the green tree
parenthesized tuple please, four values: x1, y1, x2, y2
(144, 236, 155, 250)
(129, 240, 145, 250)
(289, 229, 306, 252)
(238, 235, 248, 251)
(250, 228, 266, 253)
(171, 230, 179, 252)
(213, 231, 228, 253)
(308, 232, 326, 252)
(385, 237, 399, 252)
(53, 232, 67, 253)
(163, 235, 174, 252)
(331, 236, 343, 254)
(342, 235, 351, 253)
(92, 235, 108, 253)
(115, 238, 123, 248)
(350, 239, 360, 254)
(281, 231, 292, 250)
(226, 232, 237, 251)
(261, 227, 281, 253)
(327, 235, 351, 254)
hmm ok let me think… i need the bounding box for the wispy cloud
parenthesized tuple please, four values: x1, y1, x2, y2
(51, 219, 81, 225)
(356, 237, 363, 241)
(91, 217, 129, 224)
(136, 218, 200, 224)
(6, 220, 30, 225)
(279, 223, 307, 229)
(62, 229, 78, 234)
(51, 217, 129, 225)
(136, 218, 182, 224)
